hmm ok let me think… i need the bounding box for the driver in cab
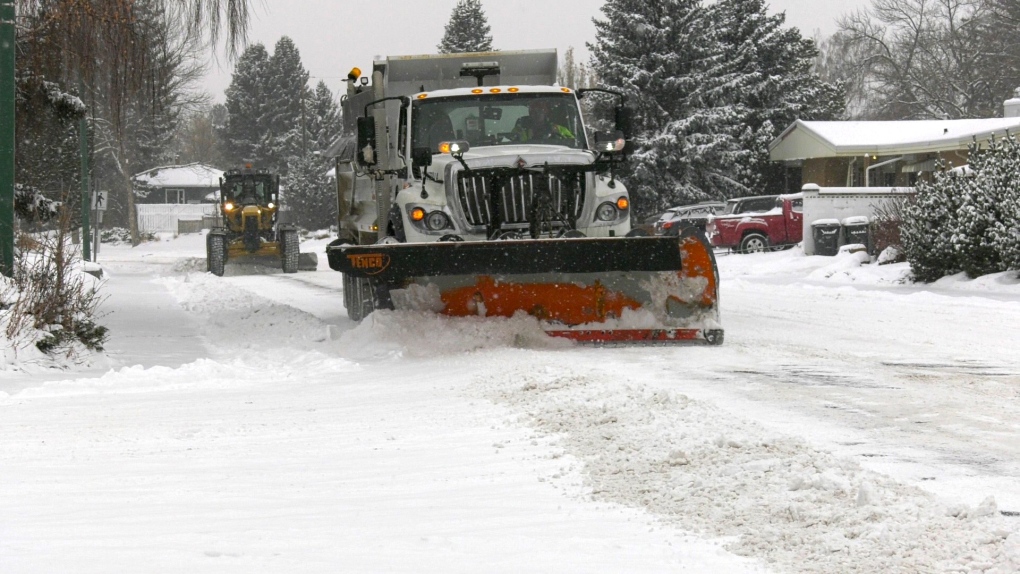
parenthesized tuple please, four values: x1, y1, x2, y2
(514, 99, 574, 143)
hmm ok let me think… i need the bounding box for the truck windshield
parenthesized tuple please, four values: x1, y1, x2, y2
(412, 93, 585, 153)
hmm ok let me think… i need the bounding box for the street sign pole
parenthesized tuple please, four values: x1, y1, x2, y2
(93, 209, 102, 259)
(0, 0, 15, 277)
(79, 81, 90, 262)
(91, 190, 106, 260)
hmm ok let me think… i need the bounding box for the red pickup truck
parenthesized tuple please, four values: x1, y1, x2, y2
(705, 193, 803, 253)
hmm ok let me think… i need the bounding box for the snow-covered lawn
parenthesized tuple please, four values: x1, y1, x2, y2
(2, 233, 1019, 573)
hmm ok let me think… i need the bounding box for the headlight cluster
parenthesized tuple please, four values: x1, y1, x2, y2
(595, 196, 630, 222)
(409, 207, 452, 232)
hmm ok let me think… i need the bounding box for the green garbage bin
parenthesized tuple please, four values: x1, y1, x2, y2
(812, 219, 841, 256)
(841, 216, 872, 254)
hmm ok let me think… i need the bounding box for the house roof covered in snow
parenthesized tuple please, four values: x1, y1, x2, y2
(769, 118, 1020, 161)
(133, 163, 223, 188)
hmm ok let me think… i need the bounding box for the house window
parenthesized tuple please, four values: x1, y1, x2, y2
(165, 188, 185, 204)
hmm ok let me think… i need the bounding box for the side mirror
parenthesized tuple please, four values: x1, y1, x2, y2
(594, 131, 626, 154)
(614, 105, 633, 137)
(357, 116, 377, 166)
(412, 147, 433, 169)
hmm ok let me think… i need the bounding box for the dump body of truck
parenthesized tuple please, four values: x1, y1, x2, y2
(325, 50, 723, 344)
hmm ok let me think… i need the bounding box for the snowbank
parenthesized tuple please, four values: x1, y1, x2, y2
(477, 364, 1020, 574)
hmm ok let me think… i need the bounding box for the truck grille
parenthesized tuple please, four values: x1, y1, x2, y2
(456, 172, 585, 227)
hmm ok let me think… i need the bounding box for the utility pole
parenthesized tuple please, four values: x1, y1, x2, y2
(0, 0, 15, 277)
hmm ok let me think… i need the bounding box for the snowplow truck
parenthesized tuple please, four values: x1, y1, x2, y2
(325, 50, 723, 344)
(207, 165, 299, 276)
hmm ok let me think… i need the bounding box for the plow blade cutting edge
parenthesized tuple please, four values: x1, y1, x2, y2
(327, 228, 723, 345)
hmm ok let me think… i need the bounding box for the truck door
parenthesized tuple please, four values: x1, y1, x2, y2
(788, 197, 804, 242)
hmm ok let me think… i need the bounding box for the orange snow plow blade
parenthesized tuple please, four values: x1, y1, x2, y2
(327, 228, 723, 345)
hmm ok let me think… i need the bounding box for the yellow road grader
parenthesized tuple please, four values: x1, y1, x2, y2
(206, 165, 299, 276)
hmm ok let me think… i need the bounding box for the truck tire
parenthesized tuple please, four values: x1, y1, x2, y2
(208, 234, 226, 277)
(739, 233, 769, 254)
(343, 273, 374, 322)
(281, 229, 298, 273)
(704, 329, 724, 346)
(205, 233, 213, 272)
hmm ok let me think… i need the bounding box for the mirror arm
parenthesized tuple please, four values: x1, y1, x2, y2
(362, 95, 411, 118)
(576, 88, 626, 106)
(453, 154, 471, 172)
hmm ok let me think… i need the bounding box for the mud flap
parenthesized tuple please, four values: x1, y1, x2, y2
(327, 229, 723, 344)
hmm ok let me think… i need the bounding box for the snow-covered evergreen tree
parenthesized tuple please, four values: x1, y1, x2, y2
(901, 163, 966, 282)
(437, 0, 494, 54)
(590, 0, 731, 213)
(996, 138, 1020, 271)
(285, 153, 334, 231)
(903, 137, 1020, 281)
(951, 139, 1009, 277)
(284, 81, 341, 230)
(264, 36, 312, 172)
(305, 81, 343, 152)
(222, 43, 271, 167)
(710, 0, 844, 194)
(590, 0, 844, 215)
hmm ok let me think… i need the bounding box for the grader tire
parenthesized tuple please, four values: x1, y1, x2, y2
(208, 234, 226, 277)
(281, 230, 299, 274)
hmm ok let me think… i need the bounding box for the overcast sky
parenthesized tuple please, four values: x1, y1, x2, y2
(199, 0, 872, 102)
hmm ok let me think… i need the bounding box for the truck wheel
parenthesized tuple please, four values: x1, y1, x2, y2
(281, 229, 298, 273)
(343, 273, 374, 322)
(704, 329, 724, 346)
(208, 234, 226, 277)
(739, 233, 769, 254)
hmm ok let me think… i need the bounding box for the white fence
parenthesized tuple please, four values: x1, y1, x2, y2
(136, 204, 216, 234)
(801, 184, 914, 255)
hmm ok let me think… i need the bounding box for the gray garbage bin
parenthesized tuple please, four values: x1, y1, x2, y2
(812, 219, 841, 256)
(841, 216, 871, 254)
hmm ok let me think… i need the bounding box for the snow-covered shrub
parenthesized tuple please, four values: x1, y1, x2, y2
(990, 141, 1020, 271)
(100, 227, 156, 244)
(949, 137, 1016, 277)
(2, 210, 108, 357)
(14, 183, 61, 223)
(902, 136, 1020, 281)
(901, 163, 965, 282)
(870, 195, 910, 263)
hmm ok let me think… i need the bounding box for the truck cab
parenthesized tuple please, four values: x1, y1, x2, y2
(393, 85, 630, 243)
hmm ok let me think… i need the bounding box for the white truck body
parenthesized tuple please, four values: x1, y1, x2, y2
(334, 50, 631, 245)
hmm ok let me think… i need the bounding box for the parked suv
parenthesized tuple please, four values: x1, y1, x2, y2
(654, 201, 726, 235)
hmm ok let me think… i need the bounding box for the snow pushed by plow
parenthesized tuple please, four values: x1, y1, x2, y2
(478, 365, 1020, 574)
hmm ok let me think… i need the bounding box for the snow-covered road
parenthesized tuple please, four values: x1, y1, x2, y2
(2, 234, 1018, 573)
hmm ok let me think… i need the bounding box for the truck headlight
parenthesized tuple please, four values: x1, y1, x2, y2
(425, 211, 451, 231)
(596, 202, 618, 222)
